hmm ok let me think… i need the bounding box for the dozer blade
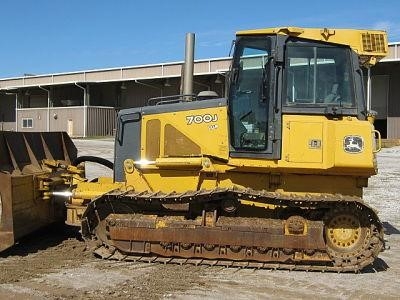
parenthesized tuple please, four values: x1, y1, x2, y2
(0, 131, 77, 252)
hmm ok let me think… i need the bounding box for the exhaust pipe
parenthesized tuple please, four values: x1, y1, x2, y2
(182, 33, 195, 100)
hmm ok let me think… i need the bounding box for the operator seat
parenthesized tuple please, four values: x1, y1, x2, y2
(324, 83, 340, 103)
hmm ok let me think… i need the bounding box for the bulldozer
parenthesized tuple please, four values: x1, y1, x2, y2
(0, 27, 388, 272)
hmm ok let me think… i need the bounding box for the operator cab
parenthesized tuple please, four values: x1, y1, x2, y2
(228, 33, 365, 158)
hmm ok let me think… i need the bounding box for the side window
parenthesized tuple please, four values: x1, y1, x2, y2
(285, 45, 355, 107)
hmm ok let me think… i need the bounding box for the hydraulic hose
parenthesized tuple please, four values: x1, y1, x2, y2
(72, 156, 114, 170)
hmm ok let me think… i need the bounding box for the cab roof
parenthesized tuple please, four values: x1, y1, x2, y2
(236, 27, 388, 65)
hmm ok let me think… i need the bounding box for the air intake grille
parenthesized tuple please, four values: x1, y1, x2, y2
(362, 33, 386, 53)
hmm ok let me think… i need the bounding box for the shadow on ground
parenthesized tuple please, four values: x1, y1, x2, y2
(0, 223, 81, 258)
(383, 221, 400, 235)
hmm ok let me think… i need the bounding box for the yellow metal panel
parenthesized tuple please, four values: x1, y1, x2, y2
(280, 115, 375, 174)
(133, 110, 376, 195)
(72, 181, 123, 200)
(334, 121, 375, 170)
(287, 121, 323, 163)
(164, 124, 201, 156)
(146, 119, 161, 160)
(141, 106, 229, 161)
(227, 114, 376, 175)
(129, 170, 200, 193)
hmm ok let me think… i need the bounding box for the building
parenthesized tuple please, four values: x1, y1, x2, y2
(0, 58, 229, 137)
(0, 43, 399, 139)
(370, 42, 400, 138)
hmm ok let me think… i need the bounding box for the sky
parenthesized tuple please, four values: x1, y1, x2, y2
(0, 0, 399, 78)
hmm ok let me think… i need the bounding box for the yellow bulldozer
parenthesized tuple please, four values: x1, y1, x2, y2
(0, 27, 388, 272)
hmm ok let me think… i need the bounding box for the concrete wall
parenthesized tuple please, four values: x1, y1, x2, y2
(17, 108, 48, 131)
(16, 106, 115, 137)
(49, 107, 85, 136)
(17, 107, 84, 136)
(0, 122, 14, 131)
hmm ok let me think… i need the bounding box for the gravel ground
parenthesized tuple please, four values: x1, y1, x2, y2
(0, 139, 399, 300)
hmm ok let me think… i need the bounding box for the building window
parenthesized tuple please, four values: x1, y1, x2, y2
(22, 118, 33, 128)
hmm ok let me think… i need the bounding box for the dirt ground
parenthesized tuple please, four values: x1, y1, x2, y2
(0, 139, 399, 300)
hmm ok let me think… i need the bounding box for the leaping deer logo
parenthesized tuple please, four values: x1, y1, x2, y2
(344, 136, 364, 153)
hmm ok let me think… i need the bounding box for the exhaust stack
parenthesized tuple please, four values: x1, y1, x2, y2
(182, 33, 195, 100)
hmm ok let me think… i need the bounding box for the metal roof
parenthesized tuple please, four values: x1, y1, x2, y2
(0, 57, 231, 90)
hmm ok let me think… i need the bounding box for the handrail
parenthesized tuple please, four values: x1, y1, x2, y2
(147, 94, 197, 106)
(373, 130, 382, 153)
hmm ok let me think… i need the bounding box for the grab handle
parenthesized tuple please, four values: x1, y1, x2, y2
(373, 130, 382, 153)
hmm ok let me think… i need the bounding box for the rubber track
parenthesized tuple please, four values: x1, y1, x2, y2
(84, 187, 384, 273)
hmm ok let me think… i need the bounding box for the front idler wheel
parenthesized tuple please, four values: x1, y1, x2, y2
(324, 206, 370, 268)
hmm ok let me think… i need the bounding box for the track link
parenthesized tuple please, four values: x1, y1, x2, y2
(81, 187, 384, 273)
(92, 246, 374, 273)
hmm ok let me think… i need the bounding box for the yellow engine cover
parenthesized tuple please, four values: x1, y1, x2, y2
(141, 105, 230, 161)
(122, 107, 377, 198)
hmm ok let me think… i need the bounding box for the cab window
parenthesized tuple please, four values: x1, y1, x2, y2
(285, 45, 355, 108)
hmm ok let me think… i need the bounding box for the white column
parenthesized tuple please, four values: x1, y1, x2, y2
(367, 67, 372, 111)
